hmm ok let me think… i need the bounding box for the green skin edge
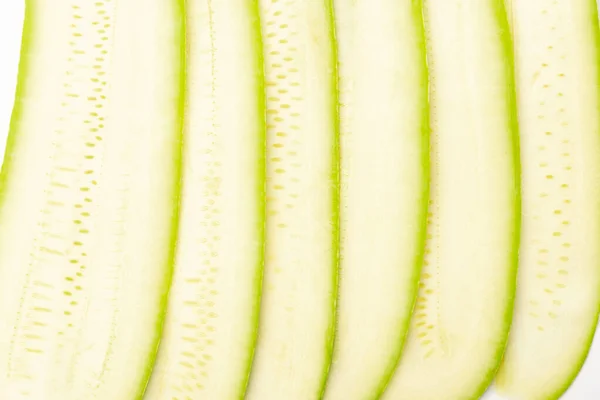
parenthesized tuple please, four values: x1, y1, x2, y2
(324, 1, 431, 399)
(460, 0, 522, 398)
(146, 1, 267, 399)
(246, 0, 341, 397)
(463, 0, 522, 398)
(245, 1, 340, 398)
(0, 0, 36, 202)
(233, 0, 267, 398)
(138, 0, 186, 398)
(317, 0, 341, 398)
(375, 0, 431, 398)
(146, 2, 266, 399)
(0, 2, 186, 399)
(496, 0, 600, 399)
(387, 1, 521, 399)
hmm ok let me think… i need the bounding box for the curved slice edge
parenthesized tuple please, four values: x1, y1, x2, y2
(495, 0, 600, 398)
(145, 0, 265, 399)
(382, 0, 520, 398)
(245, 1, 340, 399)
(0, 1, 186, 399)
(323, 0, 429, 399)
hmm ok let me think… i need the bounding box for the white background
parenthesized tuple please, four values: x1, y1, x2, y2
(0, 2, 598, 399)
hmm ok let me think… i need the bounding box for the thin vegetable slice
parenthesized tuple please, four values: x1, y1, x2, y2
(383, 0, 520, 399)
(323, 1, 429, 399)
(245, 1, 339, 399)
(0, 1, 184, 399)
(144, 1, 265, 399)
(495, 1, 600, 399)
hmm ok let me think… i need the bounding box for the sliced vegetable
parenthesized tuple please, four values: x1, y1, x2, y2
(496, 1, 600, 398)
(323, 1, 429, 399)
(0, 1, 184, 399)
(245, 1, 339, 399)
(145, 1, 265, 399)
(383, 0, 520, 398)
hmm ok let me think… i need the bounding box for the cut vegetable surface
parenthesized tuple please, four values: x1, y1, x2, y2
(383, 0, 519, 399)
(245, 1, 339, 399)
(145, 1, 265, 399)
(495, 1, 600, 399)
(0, 1, 184, 399)
(323, 1, 428, 399)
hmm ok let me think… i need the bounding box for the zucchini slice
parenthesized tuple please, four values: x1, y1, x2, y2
(145, 1, 265, 399)
(245, 1, 339, 399)
(0, 1, 184, 399)
(495, 1, 600, 399)
(383, 0, 520, 399)
(323, 1, 429, 399)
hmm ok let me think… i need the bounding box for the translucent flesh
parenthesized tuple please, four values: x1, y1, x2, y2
(496, 1, 600, 399)
(245, 1, 339, 399)
(383, 0, 520, 399)
(145, 1, 265, 399)
(0, 1, 184, 399)
(323, 1, 429, 399)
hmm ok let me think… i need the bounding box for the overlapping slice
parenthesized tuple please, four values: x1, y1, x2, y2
(245, 1, 339, 399)
(0, 1, 184, 399)
(323, 1, 429, 399)
(495, 1, 600, 399)
(383, 0, 520, 399)
(145, 1, 265, 399)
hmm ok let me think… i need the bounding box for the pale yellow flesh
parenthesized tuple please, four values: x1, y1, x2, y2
(383, 1, 518, 399)
(323, 1, 428, 399)
(0, 1, 182, 399)
(496, 1, 600, 399)
(246, 1, 338, 399)
(145, 1, 264, 399)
